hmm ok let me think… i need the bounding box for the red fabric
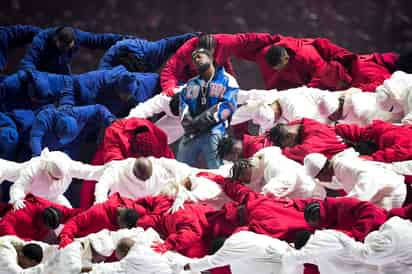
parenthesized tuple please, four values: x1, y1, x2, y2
(282, 118, 348, 163)
(247, 36, 352, 90)
(350, 53, 398, 92)
(197, 172, 313, 242)
(388, 203, 412, 222)
(230, 122, 250, 140)
(335, 120, 412, 163)
(210, 266, 232, 274)
(304, 264, 320, 274)
(160, 33, 274, 95)
(242, 134, 273, 158)
(300, 197, 388, 242)
(137, 200, 214, 257)
(101, 118, 174, 163)
(58, 193, 144, 247)
(205, 204, 241, 239)
(312, 38, 356, 68)
(80, 148, 105, 209)
(79, 118, 174, 209)
(0, 194, 81, 241)
(133, 195, 174, 216)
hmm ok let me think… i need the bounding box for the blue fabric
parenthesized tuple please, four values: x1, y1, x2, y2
(177, 132, 223, 169)
(0, 25, 41, 71)
(179, 67, 239, 135)
(0, 70, 74, 112)
(20, 27, 128, 74)
(55, 115, 78, 145)
(98, 33, 195, 71)
(73, 65, 159, 116)
(0, 70, 27, 98)
(0, 112, 19, 160)
(30, 104, 115, 157)
(0, 70, 33, 112)
(7, 109, 35, 147)
(26, 70, 74, 106)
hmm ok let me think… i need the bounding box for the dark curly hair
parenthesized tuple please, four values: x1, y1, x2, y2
(197, 34, 216, 50)
(265, 45, 286, 67)
(217, 136, 236, 160)
(268, 123, 286, 146)
(230, 158, 252, 180)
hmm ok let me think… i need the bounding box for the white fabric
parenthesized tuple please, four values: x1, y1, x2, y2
(87, 230, 115, 257)
(340, 217, 412, 274)
(281, 230, 379, 274)
(391, 159, 412, 175)
(47, 228, 163, 274)
(42, 241, 82, 274)
(95, 157, 203, 203)
(154, 116, 183, 144)
(331, 148, 406, 210)
(303, 153, 327, 178)
(231, 89, 279, 129)
(0, 159, 29, 184)
(318, 93, 340, 116)
(82, 228, 198, 274)
(341, 90, 402, 125)
(233, 86, 338, 132)
(127, 93, 183, 144)
(248, 147, 325, 199)
(10, 148, 106, 207)
(236, 89, 279, 104)
(127, 86, 186, 144)
(376, 71, 412, 124)
(128, 93, 174, 118)
(189, 231, 294, 274)
(0, 235, 54, 274)
(236, 86, 399, 132)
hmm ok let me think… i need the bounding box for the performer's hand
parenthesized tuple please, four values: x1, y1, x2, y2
(13, 199, 25, 211)
(168, 194, 185, 214)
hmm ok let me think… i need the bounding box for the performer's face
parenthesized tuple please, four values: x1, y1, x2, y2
(225, 141, 243, 162)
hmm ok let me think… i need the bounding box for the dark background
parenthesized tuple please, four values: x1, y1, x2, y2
(1, 0, 412, 89)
